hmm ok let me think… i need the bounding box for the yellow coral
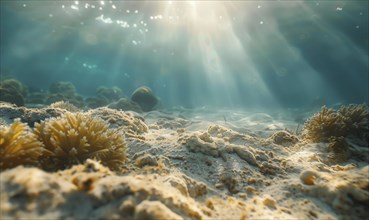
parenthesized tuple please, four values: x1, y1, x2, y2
(34, 112, 126, 171)
(0, 120, 43, 170)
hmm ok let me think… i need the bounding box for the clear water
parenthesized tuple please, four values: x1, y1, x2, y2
(1, 1, 368, 110)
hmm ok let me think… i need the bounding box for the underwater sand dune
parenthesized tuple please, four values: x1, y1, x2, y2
(0, 102, 368, 219)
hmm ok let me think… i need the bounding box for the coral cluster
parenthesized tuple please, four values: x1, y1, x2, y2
(0, 120, 43, 170)
(302, 104, 369, 143)
(1, 111, 127, 172)
(34, 112, 127, 171)
(302, 104, 369, 163)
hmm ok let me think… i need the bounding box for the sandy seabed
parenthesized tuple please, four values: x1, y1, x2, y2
(1, 104, 368, 220)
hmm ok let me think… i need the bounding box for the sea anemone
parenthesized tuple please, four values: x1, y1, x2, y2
(0, 120, 43, 170)
(34, 112, 126, 171)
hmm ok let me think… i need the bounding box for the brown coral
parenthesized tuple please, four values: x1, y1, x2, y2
(0, 120, 43, 170)
(34, 112, 126, 171)
(302, 104, 369, 143)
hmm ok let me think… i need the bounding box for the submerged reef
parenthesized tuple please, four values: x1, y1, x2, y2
(0, 120, 43, 170)
(34, 112, 127, 171)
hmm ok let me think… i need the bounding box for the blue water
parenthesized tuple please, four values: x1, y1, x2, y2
(1, 1, 368, 110)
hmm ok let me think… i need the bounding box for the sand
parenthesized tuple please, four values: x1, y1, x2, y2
(1, 104, 368, 219)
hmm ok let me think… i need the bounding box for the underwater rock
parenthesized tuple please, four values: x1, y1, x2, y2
(0, 102, 66, 126)
(108, 98, 143, 112)
(135, 154, 158, 167)
(130, 86, 158, 112)
(89, 107, 148, 136)
(270, 130, 299, 147)
(96, 86, 123, 102)
(232, 146, 258, 166)
(184, 134, 220, 157)
(207, 124, 256, 143)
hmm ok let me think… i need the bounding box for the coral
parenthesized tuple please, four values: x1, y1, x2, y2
(0, 120, 43, 170)
(33, 112, 126, 171)
(302, 104, 369, 162)
(303, 104, 369, 143)
(0, 87, 24, 106)
(0, 78, 27, 95)
(0, 79, 27, 106)
(130, 86, 158, 112)
(338, 104, 369, 140)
